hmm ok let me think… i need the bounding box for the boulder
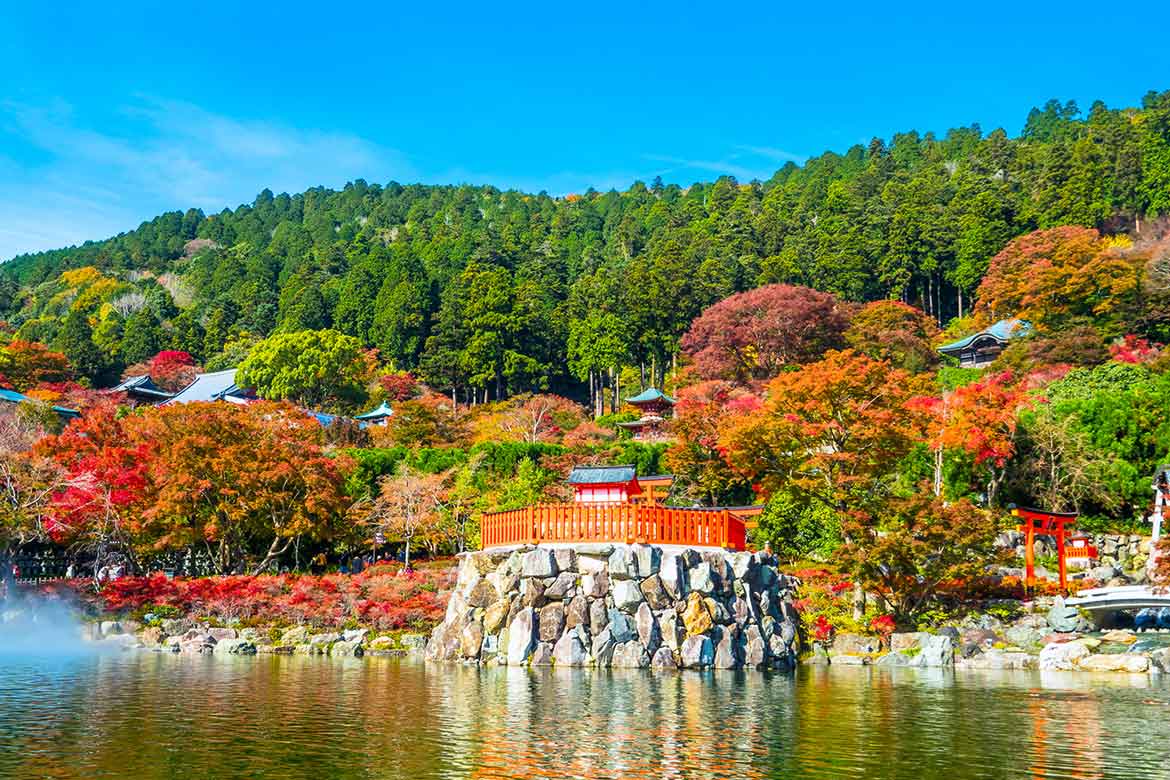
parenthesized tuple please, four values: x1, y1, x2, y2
(607, 546, 641, 580)
(1004, 625, 1046, 650)
(519, 577, 547, 609)
(507, 608, 538, 665)
(538, 603, 565, 643)
(520, 549, 558, 579)
(658, 553, 686, 599)
(639, 576, 672, 610)
(576, 554, 608, 574)
(635, 603, 660, 651)
(207, 627, 237, 642)
(660, 611, 684, 652)
(612, 641, 651, 668)
(612, 580, 645, 612)
(729, 552, 755, 579)
(554, 548, 577, 573)
(591, 627, 616, 666)
(1046, 597, 1081, 633)
(530, 642, 554, 666)
(688, 562, 715, 595)
(280, 626, 311, 646)
(369, 636, 398, 652)
(460, 621, 484, 658)
(744, 631, 767, 669)
(581, 570, 609, 599)
(682, 592, 714, 636)
(212, 637, 257, 655)
(608, 609, 635, 643)
(483, 599, 511, 635)
(833, 633, 881, 656)
(330, 639, 364, 657)
(1038, 641, 1090, 671)
(99, 620, 123, 637)
(713, 630, 739, 669)
(565, 596, 590, 631)
(342, 628, 369, 644)
(632, 544, 661, 577)
(139, 626, 164, 647)
(552, 627, 589, 666)
(680, 635, 714, 669)
(650, 646, 678, 669)
(589, 599, 610, 634)
(543, 572, 576, 601)
(912, 634, 954, 667)
(1078, 653, 1149, 673)
(400, 634, 427, 653)
(467, 580, 499, 608)
(1100, 629, 1138, 645)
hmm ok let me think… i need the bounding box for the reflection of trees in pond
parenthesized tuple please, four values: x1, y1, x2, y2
(3, 657, 1167, 780)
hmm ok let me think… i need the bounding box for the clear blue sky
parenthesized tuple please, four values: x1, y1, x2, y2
(2, 1, 1169, 260)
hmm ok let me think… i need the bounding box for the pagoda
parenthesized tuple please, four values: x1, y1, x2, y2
(616, 387, 676, 440)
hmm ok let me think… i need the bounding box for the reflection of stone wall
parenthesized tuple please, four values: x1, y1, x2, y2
(427, 544, 801, 670)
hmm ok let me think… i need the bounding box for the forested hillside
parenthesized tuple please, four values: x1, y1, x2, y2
(3, 91, 1170, 399)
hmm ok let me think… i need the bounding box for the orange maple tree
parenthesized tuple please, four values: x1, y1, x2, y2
(975, 226, 1142, 328)
(130, 401, 353, 575)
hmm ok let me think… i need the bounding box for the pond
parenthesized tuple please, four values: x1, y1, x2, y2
(1, 652, 1168, 779)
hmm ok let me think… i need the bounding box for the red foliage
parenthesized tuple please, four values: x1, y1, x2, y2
(870, 614, 896, 637)
(147, 350, 200, 392)
(73, 564, 456, 631)
(1110, 334, 1162, 364)
(812, 614, 833, 643)
(378, 372, 420, 402)
(680, 284, 848, 384)
(0, 339, 73, 391)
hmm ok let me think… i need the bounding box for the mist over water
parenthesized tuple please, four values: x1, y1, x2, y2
(0, 592, 94, 658)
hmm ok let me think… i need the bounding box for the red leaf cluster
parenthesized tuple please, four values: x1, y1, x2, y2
(71, 564, 455, 631)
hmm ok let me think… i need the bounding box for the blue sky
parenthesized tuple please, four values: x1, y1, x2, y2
(2, 1, 1169, 261)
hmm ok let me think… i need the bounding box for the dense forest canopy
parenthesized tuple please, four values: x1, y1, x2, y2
(3, 90, 1170, 402)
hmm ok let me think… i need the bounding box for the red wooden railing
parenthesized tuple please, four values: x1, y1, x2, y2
(480, 504, 747, 551)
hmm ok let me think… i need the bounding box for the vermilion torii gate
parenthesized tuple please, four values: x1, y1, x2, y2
(1010, 505, 1082, 594)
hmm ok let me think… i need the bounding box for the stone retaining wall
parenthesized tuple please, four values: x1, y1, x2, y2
(426, 544, 801, 670)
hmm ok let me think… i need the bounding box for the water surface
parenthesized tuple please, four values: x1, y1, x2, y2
(1, 653, 1168, 779)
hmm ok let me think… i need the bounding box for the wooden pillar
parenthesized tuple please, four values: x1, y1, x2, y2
(1024, 521, 1035, 596)
(1056, 520, 1068, 594)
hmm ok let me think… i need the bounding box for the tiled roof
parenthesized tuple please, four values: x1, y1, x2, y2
(164, 369, 246, 405)
(938, 318, 1033, 355)
(625, 387, 676, 405)
(568, 465, 638, 484)
(355, 401, 394, 420)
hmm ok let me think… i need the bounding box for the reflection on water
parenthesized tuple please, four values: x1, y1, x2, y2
(0, 653, 1168, 779)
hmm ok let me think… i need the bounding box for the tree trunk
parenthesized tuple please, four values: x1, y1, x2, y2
(249, 536, 293, 576)
(852, 582, 867, 622)
(403, 535, 412, 570)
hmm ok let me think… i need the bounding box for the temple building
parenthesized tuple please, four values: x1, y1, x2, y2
(616, 387, 676, 440)
(937, 318, 1032, 368)
(164, 368, 252, 405)
(355, 401, 394, 427)
(0, 387, 79, 419)
(110, 375, 175, 406)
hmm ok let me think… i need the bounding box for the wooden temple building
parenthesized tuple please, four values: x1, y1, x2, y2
(937, 318, 1032, 368)
(481, 465, 763, 551)
(616, 387, 676, 440)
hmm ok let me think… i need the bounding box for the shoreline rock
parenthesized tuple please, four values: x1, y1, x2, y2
(426, 544, 802, 671)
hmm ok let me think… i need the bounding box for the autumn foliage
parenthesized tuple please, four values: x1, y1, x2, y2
(681, 284, 848, 385)
(46, 564, 455, 631)
(37, 401, 352, 575)
(976, 226, 1142, 329)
